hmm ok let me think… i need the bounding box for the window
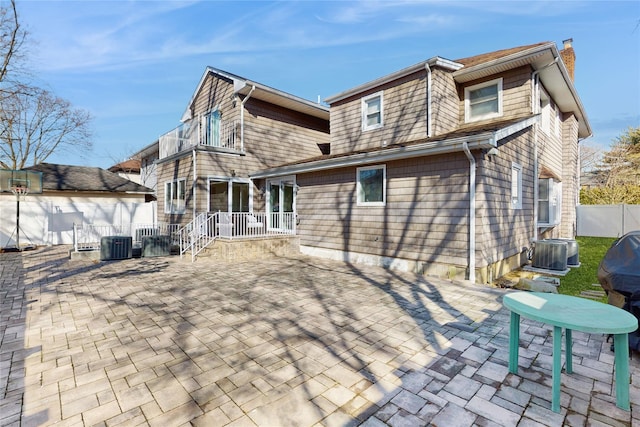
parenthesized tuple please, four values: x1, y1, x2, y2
(465, 78, 503, 122)
(362, 92, 383, 131)
(203, 110, 221, 147)
(357, 165, 386, 206)
(511, 163, 522, 210)
(538, 178, 562, 226)
(209, 179, 251, 213)
(555, 108, 562, 138)
(165, 179, 186, 214)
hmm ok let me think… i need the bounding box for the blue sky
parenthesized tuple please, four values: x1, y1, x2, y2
(18, 0, 640, 169)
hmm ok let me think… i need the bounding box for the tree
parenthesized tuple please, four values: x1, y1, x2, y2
(580, 127, 640, 204)
(0, 0, 92, 169)
(0, 85, 92, 169)
(600, 126, 640, 187)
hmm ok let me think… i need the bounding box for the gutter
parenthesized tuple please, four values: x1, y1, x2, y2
(462, 141, 476, 283)
(240, 85, 256, 152)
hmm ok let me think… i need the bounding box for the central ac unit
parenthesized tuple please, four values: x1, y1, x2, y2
(532, 240, 568, 271)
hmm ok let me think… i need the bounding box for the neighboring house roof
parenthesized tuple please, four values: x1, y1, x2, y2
(108, 159, 141, 174)
(181, 66, 330, 122)
(250, 116, 538, 179)
(25, 163, 153, 194)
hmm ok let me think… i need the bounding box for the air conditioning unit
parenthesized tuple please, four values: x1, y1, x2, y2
(100, 236, 133, 261)
(142, 235, 171, 257)
(548, 238, 580, 267)
(532, 240, 568, 271)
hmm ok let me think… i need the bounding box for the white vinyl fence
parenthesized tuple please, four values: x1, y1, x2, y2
(576, 204, 640, 237)
(0, 197, 156, 247)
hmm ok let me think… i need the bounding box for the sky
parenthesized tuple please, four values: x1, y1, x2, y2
(17, 0, 640, 170)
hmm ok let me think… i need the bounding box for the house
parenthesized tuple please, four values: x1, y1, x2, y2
(108, 159, 142, 185)
(250, 39, 591, 282)
(149, 67, 329, 228)
(0, 163, 154, 247)
(143, 39, 590, 283)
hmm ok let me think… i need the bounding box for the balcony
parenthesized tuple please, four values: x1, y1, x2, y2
(159, 119, 239, 159)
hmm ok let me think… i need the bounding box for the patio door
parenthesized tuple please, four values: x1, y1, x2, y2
(267, 176, 295, 232)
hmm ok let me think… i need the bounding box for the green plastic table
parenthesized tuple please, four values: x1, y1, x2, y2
(503, 291, 638, 413)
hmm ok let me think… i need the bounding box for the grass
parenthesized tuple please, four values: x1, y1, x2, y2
(558, 236, 617, 301)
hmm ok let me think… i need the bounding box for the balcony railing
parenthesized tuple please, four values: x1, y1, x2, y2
(159, 119, 239, 159)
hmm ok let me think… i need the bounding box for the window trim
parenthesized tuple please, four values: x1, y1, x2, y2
(537, 178, 562, 227)
(357, 164, 386, 207)
(464, 78, 503, 123)
(511, 162, 522, 210)
(361, 91, 384, 131)
(165, 178, 187, 214)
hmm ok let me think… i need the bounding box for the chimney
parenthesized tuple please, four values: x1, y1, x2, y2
(560, 38, 575, 81)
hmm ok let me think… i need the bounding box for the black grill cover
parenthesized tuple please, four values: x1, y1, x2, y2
(598, 230, 640, 297)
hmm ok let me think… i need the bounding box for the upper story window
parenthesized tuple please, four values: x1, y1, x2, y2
(362, 92, 384, 131)
(465, 78, 503, 123)
(165, 178, 186, 214)
(540, 89, 551, 135)
(511, 162, 523, 210)
(357, 165, 386, 206)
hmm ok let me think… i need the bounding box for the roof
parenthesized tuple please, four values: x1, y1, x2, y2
(181, 67, 329, 122)
(24, 163, 153, 194)
(454, 42, 550, 68)
(250, 115, 538, 179)
(108, 159, 141, 173)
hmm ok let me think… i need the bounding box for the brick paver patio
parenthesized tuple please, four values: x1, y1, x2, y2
(1, 246, 638, 426)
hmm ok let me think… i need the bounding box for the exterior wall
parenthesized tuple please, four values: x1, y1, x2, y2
(475, 130, 536, 281)
(296, 153, 471, 277)
(430, 68, 459, 136)
(140, 150, 159, 193)
(157, 71, 329, 224)
(457, 66, 533, 125)
(561, 113, 579, 237)
(157, 156, 194, 225)
(329, 70, 428, 155)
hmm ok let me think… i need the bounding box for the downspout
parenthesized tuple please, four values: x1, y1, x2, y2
(192, 148, 197, 219)
(425, 63, 432, 137)
(462, 141, 476, 283)
(530, 57, 558, 242)
(240, 85, 256, 153)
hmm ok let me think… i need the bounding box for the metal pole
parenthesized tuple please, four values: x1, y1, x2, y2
(16, 196, 20, 250)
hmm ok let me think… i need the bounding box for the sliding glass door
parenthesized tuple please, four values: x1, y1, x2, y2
(267, 176, 295, 232)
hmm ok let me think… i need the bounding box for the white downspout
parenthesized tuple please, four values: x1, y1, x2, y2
(192, 148, 197, 219)
(425, 63, 432, 137)
(530, 58, 557, 242)
(240, 85, 256, 152)
(462, 141, 476, 283)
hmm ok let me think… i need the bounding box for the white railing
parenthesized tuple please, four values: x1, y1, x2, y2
(178, 212, 296, 261)
(73, 223, 181, 252)
(159, 119, 239, 159)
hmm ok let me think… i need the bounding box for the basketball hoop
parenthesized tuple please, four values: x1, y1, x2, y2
(11, 186, 29, 201)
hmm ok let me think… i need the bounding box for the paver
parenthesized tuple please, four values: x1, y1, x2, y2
(1, 246, 639, 426)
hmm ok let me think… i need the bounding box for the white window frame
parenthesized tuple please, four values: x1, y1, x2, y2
(207, 177, 253, 214)
(357, 165, 386, 206)
(165, 178, 187, 214)
(538, 178, 562, 226)
(465, 78, 503, 123)
(511, 162, 522, 210)
(361, 92, 384, 131)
